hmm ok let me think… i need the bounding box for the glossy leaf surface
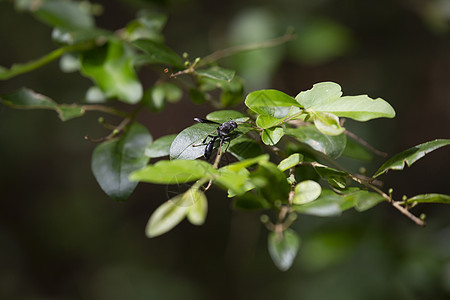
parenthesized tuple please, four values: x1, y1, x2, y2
(91, 123, 152, 201)
(145, 134, 177, 158)
(296, 82, 395, 121)
(130, 160, 216, 184)
(133, 39, 184, 68)
(373, 139, 450, 177)
(261, 127, 284, 145)
(406, 193, 450, 204)
(285, 125, 347, 159)
(0, 88, 84, 121)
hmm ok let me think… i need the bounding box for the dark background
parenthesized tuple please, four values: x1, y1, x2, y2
(1, 0, 449, 299)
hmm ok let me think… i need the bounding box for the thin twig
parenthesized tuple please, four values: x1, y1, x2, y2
(350, 174, 425, 226)
(84, 117, 131, 143)
(199, 28, 296, 66)
(84, 104, 143, 143)
(391, 201, 425, 226)
(345, 129, 388, 157)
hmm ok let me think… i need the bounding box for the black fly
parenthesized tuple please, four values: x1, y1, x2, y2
(193, 118, 238, 160)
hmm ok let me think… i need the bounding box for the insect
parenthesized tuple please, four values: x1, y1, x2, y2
(193, 117, 238, 160)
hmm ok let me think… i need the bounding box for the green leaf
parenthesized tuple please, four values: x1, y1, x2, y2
(255, 114, 282, 129)
(57, 105, 85, 121)
(373, 139, 450, 177)
(261, 127, 284, 145)
(146, 197, 189, 238)
(245, 89, 302, 117)
(91, 123, 152, 201)
(311, 111, 345, 136)
(130, 159, 217, 184)
(220, 76, 244, 107)
(268, 229, 301, 271)
(145, 134, 177, 158)
(124, 12, 167, 42)
(169, 123, 216, 160)
(130, 159, 216, 184)
(132, 39, 184, 68)
(293, 180, 322, 204)
(342, 137, 373, 161)
(214, 168, 252, 196)
(196, 67, 235, 82)
(285, 125, 347, 159)
(296, 82, 342, 109)
(314, 165, 349, 178)
(406, 193, 450, 205)
(313, 165, 348, 189)
(170, 120, 250, 160)
(250, 161, 291, 203)
(206, 110, 248, 123)
(343, 190, 385, 211)
(277, 153, 303, 171)
(222, 154, 269, 173)
(80, 40, 143, 104)
(234, 191, 270, 210)
(19, 0, 95, 29)
(142, 83, 182, 112)
(188, 88, 207, 104)
(0, 88, 85, 121)
(296, 82, 395, 121)
(186, 189, 208, 225)
(228, 135, 264, 161)
(294, 189, 342, 216)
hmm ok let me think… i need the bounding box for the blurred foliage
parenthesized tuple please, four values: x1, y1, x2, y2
(0, 0, 450, 299)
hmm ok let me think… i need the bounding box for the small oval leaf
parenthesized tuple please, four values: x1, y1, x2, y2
(293, 180, 322, 204)
(245, 89, 301, 117)
(277, 153, 303, 171)
(268, 229, 301, 271)
(312, 111, 345, 136)
(146, 197, 189, 238)
(261, 127, 284, 145)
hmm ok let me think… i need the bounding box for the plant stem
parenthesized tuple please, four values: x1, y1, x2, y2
(345, 129, 387, 157)
(199, 28, 296, 66)
(349, 174, 425, 226)
(0, 42, 93, 80)
(82, 105, 129, 118)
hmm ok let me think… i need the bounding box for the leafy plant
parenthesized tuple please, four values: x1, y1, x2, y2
(1, 0, 449, 271)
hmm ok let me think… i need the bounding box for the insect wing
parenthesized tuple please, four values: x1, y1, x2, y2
(194, 118, 220, 125)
